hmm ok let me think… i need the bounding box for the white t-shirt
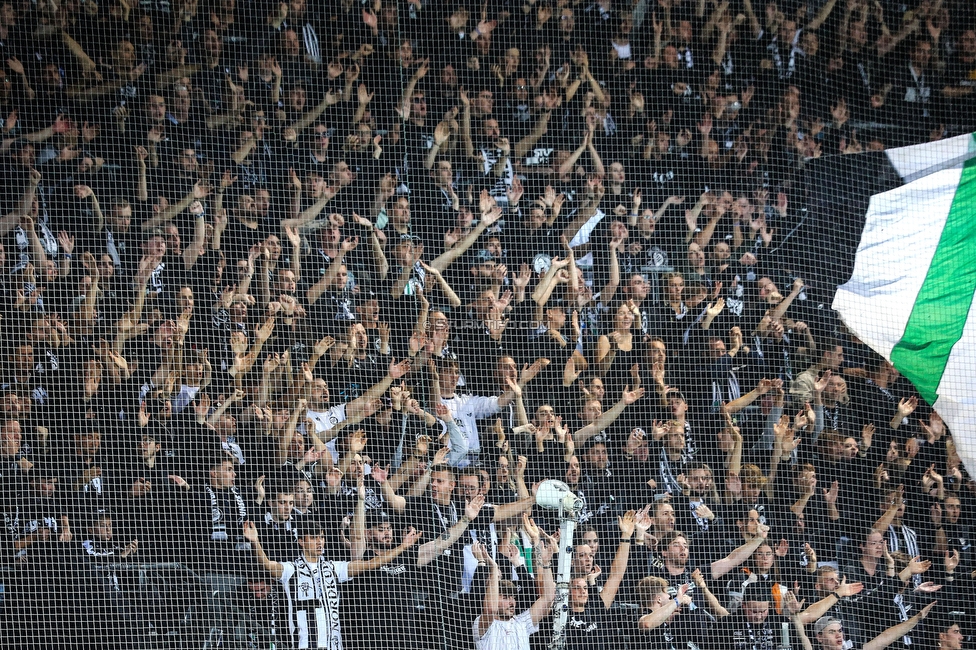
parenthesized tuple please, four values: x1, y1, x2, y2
(473, 610, 539, 650)
(280, 558, 351, 649)
(305, 404, 347, 463)
(440, 393, 500, 460)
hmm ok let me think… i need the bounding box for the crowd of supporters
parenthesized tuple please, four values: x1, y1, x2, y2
(0, 0, 973, 648)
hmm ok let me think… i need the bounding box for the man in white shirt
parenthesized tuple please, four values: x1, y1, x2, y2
(243, 518, 421, 649)
(436, 355, 515, 467)
(304, 359, 411, 461)
(473, 537, 556, 650)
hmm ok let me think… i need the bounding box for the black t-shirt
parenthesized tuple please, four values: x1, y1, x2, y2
(341, 545, 421, 650)
(637, 608, 711, 650)
(403, 495, 471, 596)
(712, 612, 790, 650)
(566, 602, 614, 650)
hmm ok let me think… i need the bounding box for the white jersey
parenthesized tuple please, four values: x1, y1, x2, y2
(305, 404, 347, 463)
(440, 393, 500, 461)
(279, 558, 351, 649)
(473, 610, 539, 650)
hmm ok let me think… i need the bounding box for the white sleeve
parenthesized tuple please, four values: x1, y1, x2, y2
(332, 561, 351, 583)
(467, 395, 501, 419)
(472, 615, 486, 643)
(280, 562, 296, 584)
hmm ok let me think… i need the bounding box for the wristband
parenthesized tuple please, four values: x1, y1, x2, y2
(460, 515, 472, 525)
(540, 564, 552, 569)
(63, 254, 72, 260)
(620, 537, 632, 542)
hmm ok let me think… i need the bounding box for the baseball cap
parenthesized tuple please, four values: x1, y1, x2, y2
(814, 616, 843, 636)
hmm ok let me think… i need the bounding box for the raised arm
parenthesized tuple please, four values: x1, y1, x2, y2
(768, 278, 805, 322)
(288, 90, 342, 136)
(640, 583, 693, 629)
(528, 535, 556, 625)
(863, 601, 936, 650)
(306, 236, 358, 305)
(573, 386, 644, 446)
(280, 190, 338, 231)
(806, 0, 838, 31)
(243, 521, 285, 579)
(349, 476, 367, 560)
(397, 59, 429, 123)
(141, 181, 209, 230)
(741, 0, 763, 38)
(796, 578, 864, 625)
(417, 494, 483, 567)
(348, 527, 423, 577)
(513, 110, 552, 160)
(429, 193, 502, 273)
(478, 543, 503, 636)
(601, 512, 635, 608)
(872, 485, 905, 533)
(343, 358, 411, 426)
(710, 525, 767, 579)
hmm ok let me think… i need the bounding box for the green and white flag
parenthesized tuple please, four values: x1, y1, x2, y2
(833, 134, 976, 480)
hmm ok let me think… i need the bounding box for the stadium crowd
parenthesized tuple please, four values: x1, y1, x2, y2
(0, 0, 974, 648)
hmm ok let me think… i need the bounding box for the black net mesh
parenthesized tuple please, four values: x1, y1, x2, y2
(0, 0, 974, 649)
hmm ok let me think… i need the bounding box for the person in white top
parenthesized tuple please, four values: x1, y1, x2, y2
(303, 357, 412, 462)
(243, 518, 422, 649)
(435, 354, 516, 467)
(472, 535, 556, 650)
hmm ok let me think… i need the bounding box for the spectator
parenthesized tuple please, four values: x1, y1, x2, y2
(0, 1, 969, 648)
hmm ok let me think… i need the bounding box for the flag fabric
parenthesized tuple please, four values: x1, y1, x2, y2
(832, 133, 976, 481)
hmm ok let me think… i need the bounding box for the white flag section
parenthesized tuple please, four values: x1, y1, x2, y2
(833, 162, 976, 482)
(833, 170, 958, 360)
(884, 131, 976, 179)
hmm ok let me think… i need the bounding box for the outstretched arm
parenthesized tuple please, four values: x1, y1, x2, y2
(417, 495, 483, 566)
(602, 512, 635, 608)
(243, 521, 284, 579)
(863, 602, 936, 650)
(478, 547, 502, 636)
(528, 537, 556, 625)
(348, 529, 422, 577)
(573, 386, 644, 446)
(711, 527, 766, 579)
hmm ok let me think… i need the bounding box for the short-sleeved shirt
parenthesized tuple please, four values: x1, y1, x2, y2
(279, 558, 352, 649)
(473, 609, 539, 650)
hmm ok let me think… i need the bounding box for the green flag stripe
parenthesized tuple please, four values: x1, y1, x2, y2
(890, 143, 976, 404)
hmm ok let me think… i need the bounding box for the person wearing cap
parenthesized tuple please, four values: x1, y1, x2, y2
(473, 533, 556, 650)
(808, 601, 936, 650)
